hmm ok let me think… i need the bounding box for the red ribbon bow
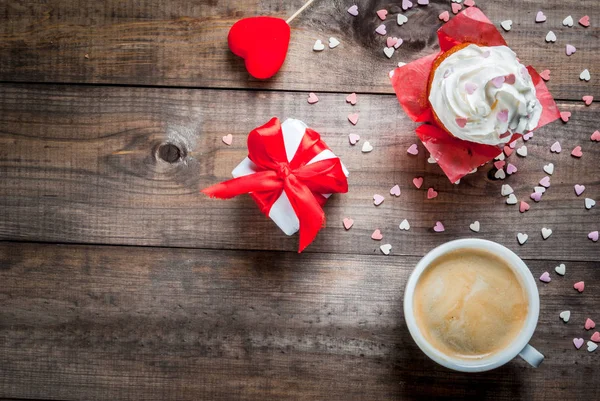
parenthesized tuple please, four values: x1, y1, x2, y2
(202, 118, 348, 252)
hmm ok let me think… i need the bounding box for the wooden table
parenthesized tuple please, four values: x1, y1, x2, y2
(1, 1, 599, 400)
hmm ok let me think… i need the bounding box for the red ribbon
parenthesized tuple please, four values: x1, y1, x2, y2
(202, 118, 348, 252)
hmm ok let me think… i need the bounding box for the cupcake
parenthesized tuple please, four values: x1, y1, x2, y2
(390, 8, 559, 183)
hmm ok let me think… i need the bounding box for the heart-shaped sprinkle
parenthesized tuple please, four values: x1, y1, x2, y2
(362, 141, 373, 153)
(371, 229, 383, 240)
(506, 194, 518, 205)
(574, 184, 585, 196)
(506, 163, 518, 175)
(427, 187, 438, 199)
(534, 186, 546, 194)
(545, 31, 557, 42)
(580, 69, 591, 81)
(592, 131, 600, 141)
(433, 221, 445, 233)
(541, 227, 552, 240)
(543, 163, 554, 175)
(492, 76, 506, 88)
(348, 133, 360, 145)
(494, 160, 506, 170)
(566, 44, 576, 56)
(439, 11, 450, 22)
(329, 37, 340, 49)
(539, 69, 551, 81)
(573, 338, 584, 349)
(402, 0, 413, 11)
(413, 177, 424, 189)
(585, 318, 596, 330)
(451, 3, 462, 14)
(583, 95, 593, 106)
(343, 217, 354, 230)
(313, 39, 325, 51)
(589, 231, 599, 242)
(399, 219, 410, 230)
(386, 37, 398, 48)
(574, 281, 585, 292)
(517, 233, 528, 245)
(585, 198, 596, 210)
(417, 0, 429, 4)
(563, 15, 574, 26)
(497, 109, 509, 123)
(516, 145, 527, 157)
(464, 0, 475, 6)
(389, 185, 401, 197)
(539, 272, 551, 283)
(346, 92, 357, 105)
(347, 5, 359, 16)
(465, 82, 478, 95)
(571, 146, 583, 158)
(494, 169, 506, 180)
(375, 24, 387, 36)
(501, 20, 513, 31)
(394, 38, 404, 49)
(589, 341, 599, 352)
(539, 176, 551, 188)
(455, 117, 467, 128)
(406, 143, 418, 155)
(579, 15, 590, 27)
(469, 221, 480, 232)
(560, 310, 570, 322)
(509, 141, 517, 149)
(522, 132, 533, 141)
(535, 11, 547, 22)
(560, 111, 571, 122)
(500, 184, 515, 196)
(550, 141, 562, 153)
(348, 113, 359, 125)
(222, 134, 233, 145)
(495, 152, 505, 161)
(427, 156, 437, 164)
(591, 332, 600, 342)
(530, 192, 543, 202)
(373, 194, 385, 206)
(384, 47, 395, 59)
(503, 146, 514, 157)
(555, 263, 566, 275)
(307, 92, 319, 104)
(397, 14, 408, 25)
(380, 244, 392, 255)
(377, 9, 388, 20)
(519, 201, 530, 213)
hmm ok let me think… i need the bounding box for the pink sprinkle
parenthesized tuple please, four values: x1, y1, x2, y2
(491, 76, 505, 88)
(497, 109, 509, 123)
(506, 163, 517, 175)
(550, 141, 562, 153)
(589, 231, 599, 242)
(574, 184, 586, 196)
(539, 272, 551, 283)
(539, 176, 551, 188)
(573, 338, 584, 349)
(407, 144, 419, 155)
(433, 221, 445, 232)
(456, 117, 467, 128)
(505, 74, 516, 85)
(530, 192, 543, 202)
(465, 82, 478, 95)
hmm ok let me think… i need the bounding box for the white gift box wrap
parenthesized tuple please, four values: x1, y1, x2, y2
(231, 118, 349, 236)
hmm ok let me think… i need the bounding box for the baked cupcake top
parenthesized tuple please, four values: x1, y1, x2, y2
(428, 44, 542, 146)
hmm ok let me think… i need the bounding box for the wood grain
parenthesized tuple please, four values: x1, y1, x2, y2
(1, 84, 599, 260)
(0, 0, 598, 99)
(1, 242, 598, 401)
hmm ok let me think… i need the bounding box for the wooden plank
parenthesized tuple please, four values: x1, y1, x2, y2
(1, 84, 599, 260)
(0, 242, 598, 400)
(0, 0, 598, 99)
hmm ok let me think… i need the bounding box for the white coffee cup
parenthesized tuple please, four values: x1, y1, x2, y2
(404, 238, 543, 372)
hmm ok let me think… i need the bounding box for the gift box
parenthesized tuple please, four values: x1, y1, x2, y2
(203, 117, 349, 252)
(390, 7, 560, 183)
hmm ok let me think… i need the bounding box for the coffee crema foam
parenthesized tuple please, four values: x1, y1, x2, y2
(413, 249, 528, 360)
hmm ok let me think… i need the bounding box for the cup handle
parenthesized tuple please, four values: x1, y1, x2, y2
(518, 344, 544, 367)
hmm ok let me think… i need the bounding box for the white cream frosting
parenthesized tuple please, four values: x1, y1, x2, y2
(428, 44, 542, 146)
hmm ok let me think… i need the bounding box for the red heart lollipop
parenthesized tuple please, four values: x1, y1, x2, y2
(228, 16, 291, 80)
